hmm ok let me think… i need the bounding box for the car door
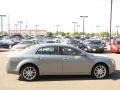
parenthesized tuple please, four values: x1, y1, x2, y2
(59, 46, 91, 74)
(36, 46, 62, 75)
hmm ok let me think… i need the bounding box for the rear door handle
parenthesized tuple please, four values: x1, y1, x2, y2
(36, 57, 41, 59)
(63, 58, 69, 60)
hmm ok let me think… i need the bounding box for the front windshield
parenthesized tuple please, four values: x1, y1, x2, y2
(68, 40, 78, 44)
(114, 41, 120, 44)
(89, 40, 102, 44)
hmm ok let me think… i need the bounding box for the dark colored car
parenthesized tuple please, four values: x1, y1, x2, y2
(0, 38, 18, 49)
(67, 39, 79, 48)
(80, 39, 105, 53)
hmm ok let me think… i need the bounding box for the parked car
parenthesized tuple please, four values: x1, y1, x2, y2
(6, 43, 115, 81)
(0, 37, 17, 49)
(112, 40, 120, 53)
(67, 39, 79, 47)
(81, 39, 105, 53)
(44, 38, 61, 43)
(11, 39, 41, 51)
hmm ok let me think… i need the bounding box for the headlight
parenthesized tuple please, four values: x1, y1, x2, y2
(87, 46, 91, 49)
(112, 46, 117, 49)
(111, 59, 115, 65)
(99, 46, 104, 48)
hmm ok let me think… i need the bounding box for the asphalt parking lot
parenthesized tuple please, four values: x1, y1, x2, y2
(0, 49, 120, 90)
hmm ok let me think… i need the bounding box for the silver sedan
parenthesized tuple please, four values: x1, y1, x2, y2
(6, 43, 116, 81)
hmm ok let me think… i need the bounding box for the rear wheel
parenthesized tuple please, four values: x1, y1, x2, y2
(9, 45, 12, 49)
(91, 64, 108, 79)
(19, 64, 39, 81)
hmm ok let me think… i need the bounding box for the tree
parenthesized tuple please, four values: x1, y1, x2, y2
(74, 32, 79, 36)
(61, 32, 66, 36)
(66, 32, 70, 36)
(47, 32, 53, 37)
(90, 33, 95, 37)
(100, 32, 109, 37)
(0, 31, 8, 35)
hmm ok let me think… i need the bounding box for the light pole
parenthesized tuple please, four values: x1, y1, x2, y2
(8, 16, 10, 35)
(116, 25, 120, 37)
(34, 25, 39, 36)
(109, 0, 113, 51)
(15, 24, 18, 30)
(18, 21, 23, 35)
(25, 24, 28, 35)
(25, 24, 28, 30)
(96, 26, 100, 36)
(56, 25, 60, 36)
(15, 24, 18, 34)
(80, 16, 88, 38)
(76, 25, 80, 33)
(0, 15, 6, 33)
(72, 22, 77, 36)
(76, 24, 80, 36)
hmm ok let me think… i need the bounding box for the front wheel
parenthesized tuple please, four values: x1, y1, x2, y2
(91, 64, 108, 79)
(19, 64, 39, 81)
(99, 49, 104, 53)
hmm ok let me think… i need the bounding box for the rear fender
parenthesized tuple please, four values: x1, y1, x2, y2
(16, 59, 39, 74)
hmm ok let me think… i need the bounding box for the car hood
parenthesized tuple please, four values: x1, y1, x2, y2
(112, 44, 120, 48)
(87, 44, 103, 47)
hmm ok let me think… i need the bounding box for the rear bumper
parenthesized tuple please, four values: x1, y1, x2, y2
(6, 61, 19, 75)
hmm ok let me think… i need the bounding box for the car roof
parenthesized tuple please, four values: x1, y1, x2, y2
(85, 39, 102, 41)
(30, 43, 78, 49)
(19, 43, 82, 54)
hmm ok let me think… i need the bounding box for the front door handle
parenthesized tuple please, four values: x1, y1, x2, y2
(63, 58, 69, 60)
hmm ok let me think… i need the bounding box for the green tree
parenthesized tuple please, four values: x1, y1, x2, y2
(90, 33, 95, 37)
(61, 32, 66, 36)
(66, 32, 70, 36)
(100, 32, 109, 37)
(74, 32, 79, 36)
(0, 31, 8, 35)
(47, 32, 53, 37)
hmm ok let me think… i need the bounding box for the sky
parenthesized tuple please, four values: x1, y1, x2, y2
(0, 0, 120, 33)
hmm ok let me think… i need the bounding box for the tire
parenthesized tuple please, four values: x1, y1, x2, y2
(9, 45, 12, 49)
(19, 64, 39, 81)
(99, 50, 104, 53)
(91, 64, 108, 79)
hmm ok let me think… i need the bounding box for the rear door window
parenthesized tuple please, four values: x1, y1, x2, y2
(36, 46, 58, 55)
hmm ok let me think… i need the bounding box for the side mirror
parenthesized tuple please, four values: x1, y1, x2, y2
(81, 52, 87, 56)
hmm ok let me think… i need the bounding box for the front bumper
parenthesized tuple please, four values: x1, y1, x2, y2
(112, 48, 120, 53)
(87, 48, 104, 52)
(109, 61, 116, 74)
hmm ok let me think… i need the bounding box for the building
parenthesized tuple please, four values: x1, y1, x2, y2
(9, 29, 47, 36)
